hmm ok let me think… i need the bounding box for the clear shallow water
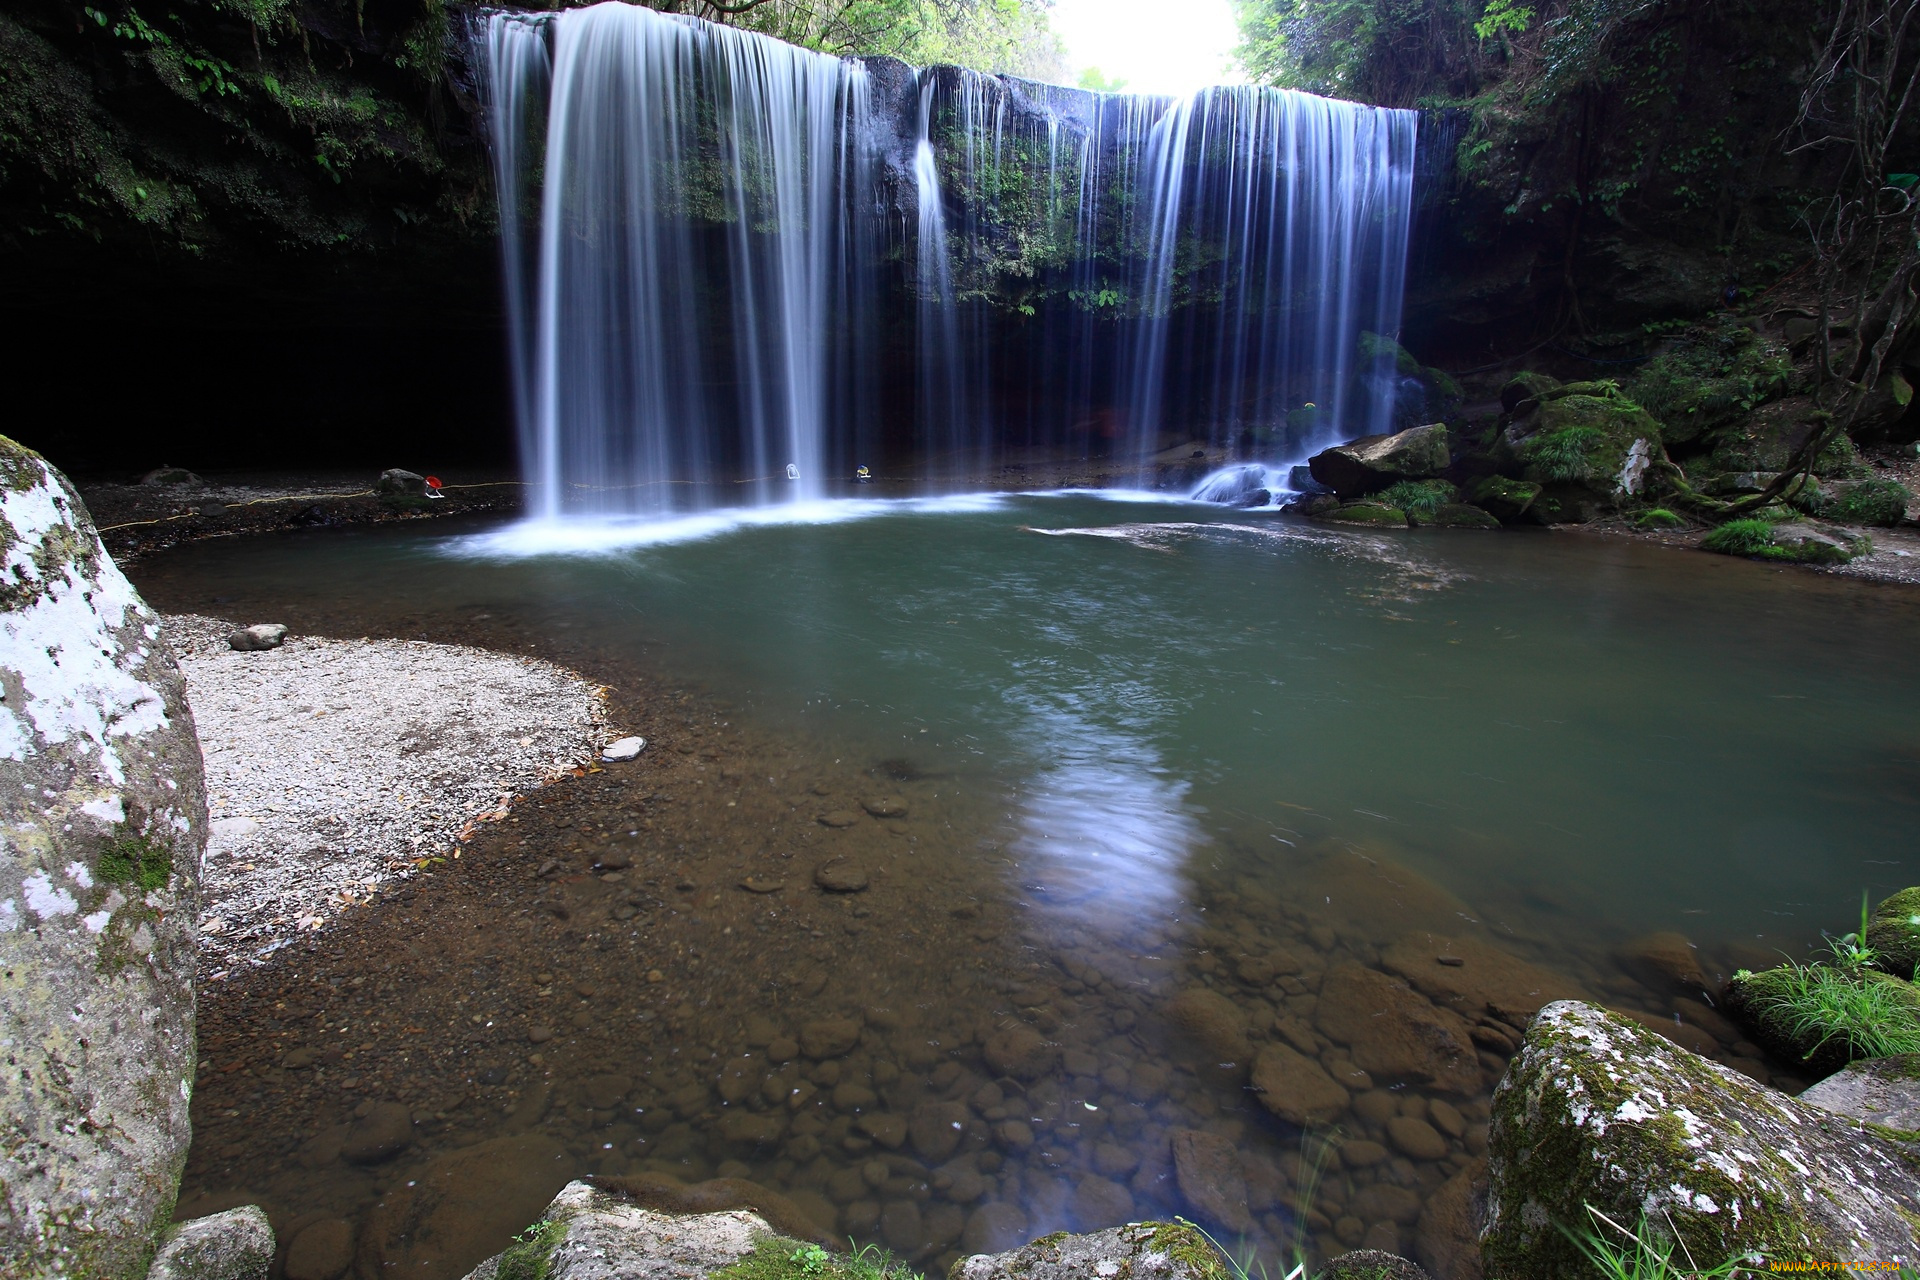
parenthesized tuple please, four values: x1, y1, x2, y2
(136, 496, 1920, 1277)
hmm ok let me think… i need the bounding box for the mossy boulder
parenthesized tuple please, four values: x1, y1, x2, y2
(1867, 887, 1920, 981)
(1705, 396, 1865, 476)
(1314, 502, 1410, 528)
(1701, 518, 1871, 566)
(0, 436, 209, 1278)
(1811, 477, 1912, 527)
(1504, 387, 1663, 518)
(1724, 964, 1920, 1077)
(1468, 475, 1539, 521)
(1484, 1001, 1920, 1279)
(1307, 424, 1451, 499)
(1411, 503, 1501, 529)
(953, 1221, 1229, 1280)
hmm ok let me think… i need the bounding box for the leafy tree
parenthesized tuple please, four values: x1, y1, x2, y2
(645, 0, 1067, 80)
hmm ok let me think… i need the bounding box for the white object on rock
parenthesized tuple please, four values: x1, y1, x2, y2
(146, 1205, 274, 1280)
(601, 736, 646, 762)
(228, 624, 288, 652)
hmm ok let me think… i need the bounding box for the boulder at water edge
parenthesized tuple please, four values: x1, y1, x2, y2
(951, 1220, 1228, 1280)
(1867, 886, 1920, 981)
(0, 436, 209, 1278)
(1483, 1001, 1920, 1278)
(1307, 423, 1451, 499)
(460, 1181, 768, 1280)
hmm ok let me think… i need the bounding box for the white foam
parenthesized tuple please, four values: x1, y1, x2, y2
(436, 489, 1222, 559)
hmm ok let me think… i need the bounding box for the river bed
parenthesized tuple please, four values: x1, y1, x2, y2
(129, 495, 1920, 1280)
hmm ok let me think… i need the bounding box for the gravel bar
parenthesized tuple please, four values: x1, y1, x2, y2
(164, 616, 607, 970)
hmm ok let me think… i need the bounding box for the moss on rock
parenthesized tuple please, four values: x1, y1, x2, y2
(1868, 887, 1920, 981)
(1725, 964, 1920, 1076)
(1315, 502, 1409, 527)
(1484, 1001, 1920, 1279)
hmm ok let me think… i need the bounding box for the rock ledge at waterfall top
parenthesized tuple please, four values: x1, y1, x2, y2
(1483, 1001, 1920, 1279)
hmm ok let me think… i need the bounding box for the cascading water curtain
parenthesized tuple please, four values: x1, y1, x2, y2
(482, 3, 876, 518)
(1122, 88, 1417, 465)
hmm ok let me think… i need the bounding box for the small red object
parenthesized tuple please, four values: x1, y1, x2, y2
(424, 475, 443, 489)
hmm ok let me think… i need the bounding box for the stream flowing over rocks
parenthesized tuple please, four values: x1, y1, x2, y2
(161, 615, 605, 969)
(0, 437, 209, 1277)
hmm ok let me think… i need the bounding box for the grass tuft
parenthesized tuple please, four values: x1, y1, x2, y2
(1373, 479, 1455, 517)
(1735, 960, 1920, 1062)
(712, 1237, 918, 1280)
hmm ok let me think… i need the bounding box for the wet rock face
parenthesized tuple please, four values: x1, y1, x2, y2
(1484, 1001, 1920, 1278)
(0, 436, 208, 1277)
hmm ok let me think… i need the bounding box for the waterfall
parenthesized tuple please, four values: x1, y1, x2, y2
(1118, 89, 1417, 467)
(483, 3, 874, 518)
(480, 3, 1416, 519)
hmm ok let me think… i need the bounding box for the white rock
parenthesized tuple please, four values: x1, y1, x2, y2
(601, 736, 646, 762)
(228, 624, 289, 652)
(147, 1205, 274, 1280)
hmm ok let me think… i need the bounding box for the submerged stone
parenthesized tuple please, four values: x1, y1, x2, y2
(1484, 1001, 1920, 1278)
(1249, 1042, 1350, 1125)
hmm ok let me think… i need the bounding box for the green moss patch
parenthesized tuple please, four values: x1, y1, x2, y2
(1868, 887, 1920, 981)
(99, 831, 174, 893)
(711, 1237, 917, 1280)
(1726, 962, 1920, 1077)
(495, 1216, 569, 1280)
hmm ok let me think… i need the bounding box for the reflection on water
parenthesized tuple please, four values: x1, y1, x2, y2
(129, 497, 1920, 1280)
(1005, 712, 1205, 931)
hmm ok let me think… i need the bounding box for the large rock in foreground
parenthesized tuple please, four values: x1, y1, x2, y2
(0, 437, 208, 1277)
(1308, 424, 1451, 499)
(1484, 1001, 1920, 1278)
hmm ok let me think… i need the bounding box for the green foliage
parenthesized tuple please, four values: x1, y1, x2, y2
(1635, 507, 1683, 528)
(1230, 0, 1491, 105)
(1527, 425, 1605, 480)
(1821, 892, 1880, 972)
(1699, 518, 1778, 556)
(1076, 66, 1129, 93)
(1830, 478, 1910, 527)
(1562, 1206, 1750, 1280)
(496, 1217, 567, 1280)
(1733, 961, 1920, 1062)
(733, 0, 1065, 80)
(1626, 317, 1797, 442)
(711, 1237, 920, 1280)
(1375, 478, 1456, 515)
(1474, 0, 1532, 39)
(98, 830, 173, 893)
